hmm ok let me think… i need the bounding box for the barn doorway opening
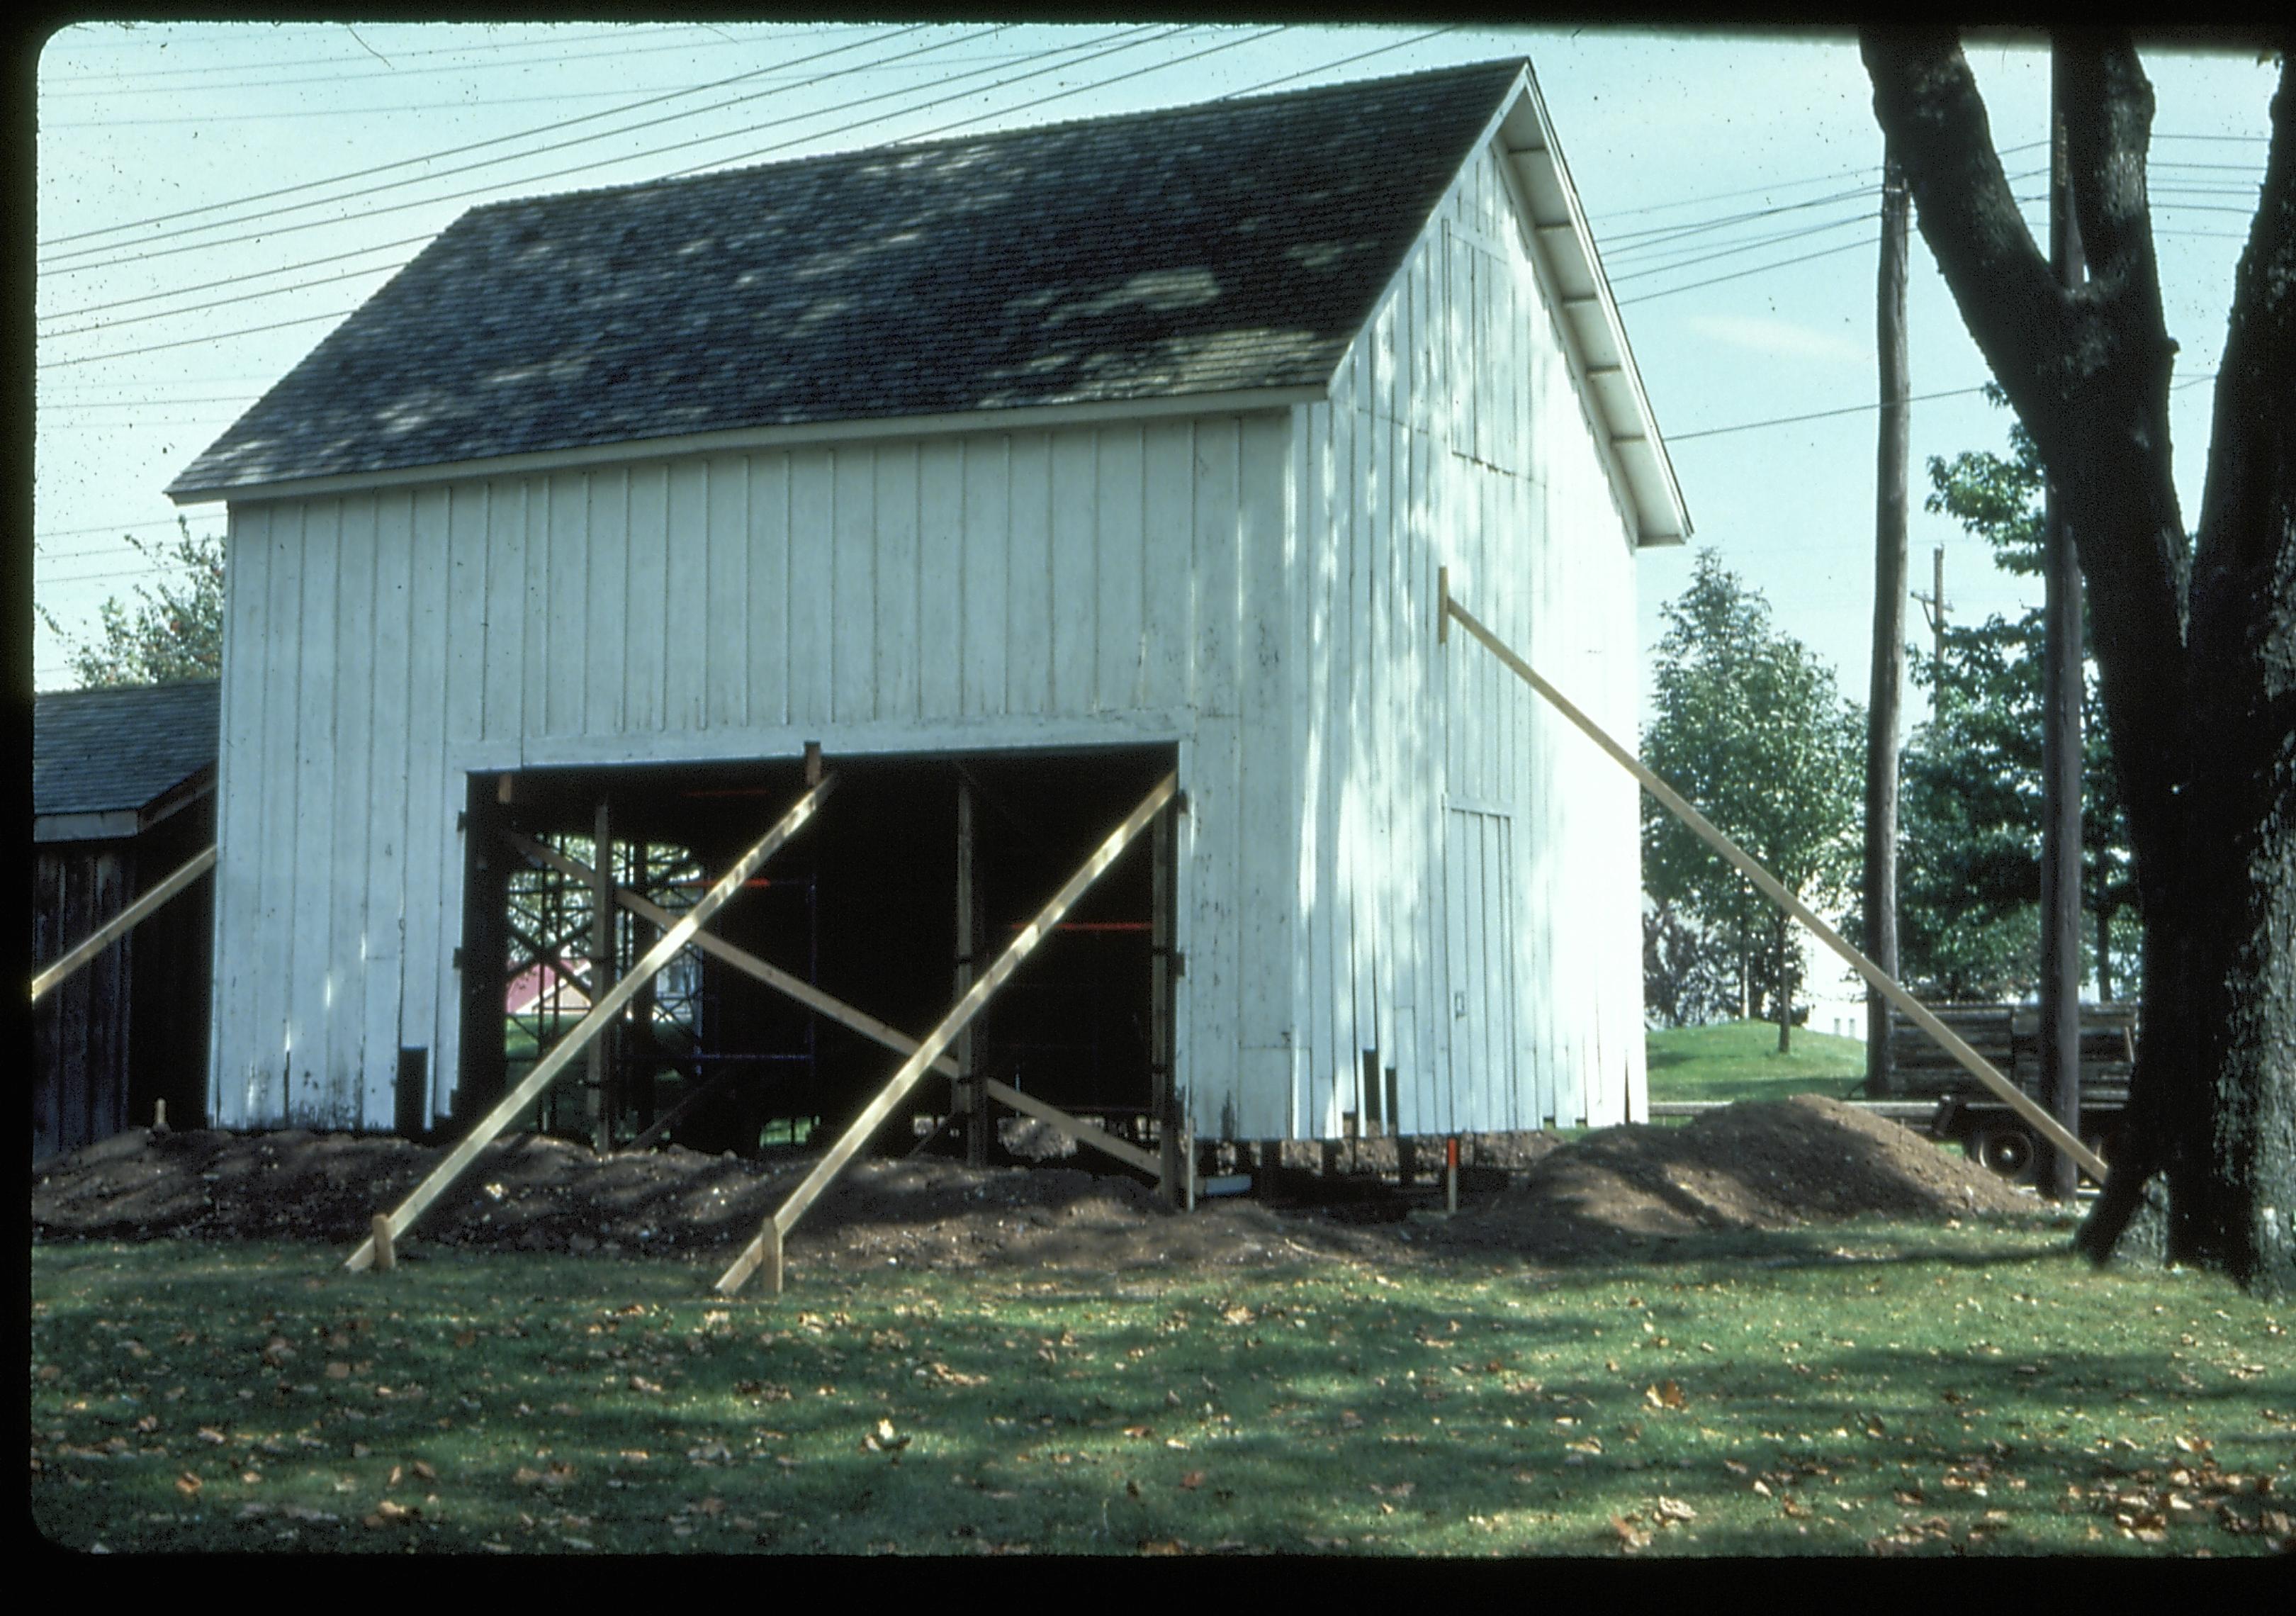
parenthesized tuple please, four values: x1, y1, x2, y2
(456, 744, 1174, 1171)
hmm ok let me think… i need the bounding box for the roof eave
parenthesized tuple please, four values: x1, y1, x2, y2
(1497, 67, 1692, 549)
(165, 383, 1329, 507)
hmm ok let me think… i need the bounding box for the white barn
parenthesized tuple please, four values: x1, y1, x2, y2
(169, 59, 1687, 1155)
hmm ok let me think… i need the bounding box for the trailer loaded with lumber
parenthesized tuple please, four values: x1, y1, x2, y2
(1881, 1002, 2136, 1183)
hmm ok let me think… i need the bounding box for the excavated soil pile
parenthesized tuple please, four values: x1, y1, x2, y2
(31, 1096, 2038, 1272)
(1433, 1096, 2039, 1259)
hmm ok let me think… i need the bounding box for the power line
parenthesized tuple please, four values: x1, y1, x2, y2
(40, 24, 1173, 281)
(1207, 22, 1460, 99)
(40, 24, 937, 251)
(43, 235, 435, 322)
(1599, 185, 1876, 251)
(657, 23, 1209, 179)
(1666, 369, 2220, 445)
(47, 23, 713, 82)
(41, 305, 361, 369)
(43, 260, 400, 340)
(1606, 209, 1880, 285)
(1614, 235, 1875, 307)
(40, 23, 801, 98)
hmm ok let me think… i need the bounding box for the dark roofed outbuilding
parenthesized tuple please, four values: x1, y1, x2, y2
(33, 681, 219, 1161)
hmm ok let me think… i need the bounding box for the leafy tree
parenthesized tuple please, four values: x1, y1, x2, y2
(1896, 390, 2140, 1000)
(38, 517, 225, 688)
(1642, 551, 1865, 1053)
(1641, 896, 1739, 1029)
(1863, 30, 2294, 1289)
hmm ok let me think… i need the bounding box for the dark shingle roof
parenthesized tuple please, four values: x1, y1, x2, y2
(170, 60, 1526, 498)
(33, 680, 220, 821)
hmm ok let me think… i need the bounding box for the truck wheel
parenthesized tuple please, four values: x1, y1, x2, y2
(1971, 1119, 2036, 1183)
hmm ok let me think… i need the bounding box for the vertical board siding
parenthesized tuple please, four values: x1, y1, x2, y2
(1287, 135, 1645, 1140)
(218, 415, 1262, 1129)
(250, 505, 303, 1124)
(285, 502, 336, 1123)
(918, 440, 964, 724)
(401, 487, 453, 1097)
(625, 464, 668, 736)
(664, 460, 711, 734)
(874, 446, 921, 722)
(1232, 412, 1295, 1139)
(960, 437, 1009, 720)
(327, 496, 376, 1127)
(211, 505, 269, 1123)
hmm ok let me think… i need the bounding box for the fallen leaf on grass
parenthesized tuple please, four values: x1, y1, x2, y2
(628, 1375, 663, 1394)
(1644, 1381, 1685, 1410)
(862, 1419, 911, 1455)
(175, 1473, 202, 1498)
(1611, 1515, 1651, 1551)
(410, 1460, 436, 1482)
(326, 1362, 351, 1381)
(1180, 1471, 1205, 1491)
(1139, 1539, 1188, 1556)
(1654, 1497, 1696, 1524)
(1369, 1481, 1414, 1498)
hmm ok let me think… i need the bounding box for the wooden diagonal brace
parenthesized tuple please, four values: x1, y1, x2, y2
(715, 771, 1178, 1297)
(500, 828, 1161, 1179)
(1441, 590, 2108, 1182)
(31, 843, 216, 1004)
(343, 775, 836, 1271)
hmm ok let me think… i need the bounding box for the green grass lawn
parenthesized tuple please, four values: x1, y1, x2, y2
(30, 1221, 2291, 1556)
(1647, 1021, 1869, 1106)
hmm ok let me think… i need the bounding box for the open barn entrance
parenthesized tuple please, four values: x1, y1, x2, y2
(455, 744, 1174, 1171)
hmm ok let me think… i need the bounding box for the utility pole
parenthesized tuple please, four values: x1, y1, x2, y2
(2039, 47, 2087, 1201)
(1865, 143, 1910, 1098)
(1913, 545, 1947, 692)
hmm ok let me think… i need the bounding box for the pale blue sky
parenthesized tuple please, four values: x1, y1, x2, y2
(33, 21, 2276, 727)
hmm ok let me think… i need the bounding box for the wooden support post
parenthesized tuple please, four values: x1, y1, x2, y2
(31, 844, 216, 1004)
(1441, 590, 2108, 1182)
(631, 840, 658, 1136)
(370, 1213, 396, 1273)
(956, 774, 984, 1167)
(342, 776, 836, 1271)
(587, 798, 614, 1152)
(1151, 797, 1179, 1207)
(1397, 1135, 1417, 1189)
(715, 772, 1178, 1297)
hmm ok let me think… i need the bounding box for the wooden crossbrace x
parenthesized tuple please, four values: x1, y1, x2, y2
(715, 771, 1178, 1298)
(498, 831, 1162, 1182)
(343, 775, 837, 1272)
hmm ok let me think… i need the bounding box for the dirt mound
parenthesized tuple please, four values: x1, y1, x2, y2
(31, 1096, 2041, 1272)
(1431, 1096, 2038, 1258)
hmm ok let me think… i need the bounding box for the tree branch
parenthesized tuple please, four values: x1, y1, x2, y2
(1860, 30, 2071, 434)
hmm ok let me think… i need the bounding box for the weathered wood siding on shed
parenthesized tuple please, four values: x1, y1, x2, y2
(1283, 135, 1645, 1140)
(206, 417, 1289, 1132)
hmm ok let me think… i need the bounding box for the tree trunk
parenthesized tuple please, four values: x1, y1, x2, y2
(1775, 914, 1795, 1055)
(1863, 30, 2296, 1292)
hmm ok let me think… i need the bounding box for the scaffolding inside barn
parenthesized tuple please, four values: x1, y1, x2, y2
(454, 746, 1176, 1170)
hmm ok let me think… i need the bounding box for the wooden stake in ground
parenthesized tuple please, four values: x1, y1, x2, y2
(342, 775, 838, 1271)
(715, 771, 1179, 1298)
(1441, 590, 2108, 1182)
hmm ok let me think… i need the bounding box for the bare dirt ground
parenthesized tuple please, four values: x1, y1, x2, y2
(30, 1097, 2042, 1273)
